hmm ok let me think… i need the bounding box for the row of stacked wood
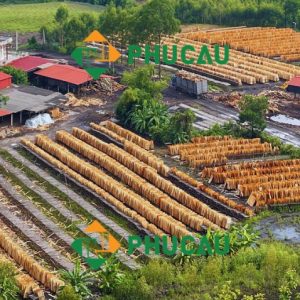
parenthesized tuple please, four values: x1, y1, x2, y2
(202, 159, 300, 207)
(181, 27, 300, 62)
(21, 128, 232, 240)
(170, 168, 254, 217)
(0, 227, 64, 298)
(90, 121, 169, 176)
(162, 35, 300, 85)
(91, 120, 154, 150)
(168, 136, 276, 168)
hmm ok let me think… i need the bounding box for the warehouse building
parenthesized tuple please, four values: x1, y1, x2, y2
(34, 64, 92, 94)
(0, 85, 66, 126)
(8, 55, 54, 80)
(287, 76, 300, 97)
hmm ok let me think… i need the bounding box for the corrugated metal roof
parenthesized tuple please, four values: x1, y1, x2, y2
(0, 108, 12, 117)
(0, 86, 66, 113)
(0, 72, 12, 81)
(8, 56, 52, 72)
(34, 64, 92, 85)
(288, 76, 300, 88)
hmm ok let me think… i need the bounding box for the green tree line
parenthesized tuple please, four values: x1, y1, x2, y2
(174, 0, 300, 29)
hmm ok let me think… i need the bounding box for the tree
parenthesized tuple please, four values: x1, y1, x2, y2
(0, 66, 28, 85)
(284, 0, 300, 27)
(121, 65, 167, 98)
(134, 0, 180, 78)
(166, 109, 196, 143)
(238, 95, 268, 138)
(55, 5, 69, 47)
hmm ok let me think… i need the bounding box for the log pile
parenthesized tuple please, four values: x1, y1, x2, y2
(202, 158, 300, 207)
(21, 139, 166, 238)
(65, 93, 105, 107)
(56, 130, 229, 230)
(24, 137, 191, 238)
(169, 136, 275, 168)
(0, 228, 64, 293)
(171, 168, 254, 216)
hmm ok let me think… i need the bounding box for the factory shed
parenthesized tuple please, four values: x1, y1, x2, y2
(8, 56, 53, 72)
(0, 85, 66, 126)
(287, 76, 300, 96)
(34, 64, 92, 94)
(0, 72, 12, 90)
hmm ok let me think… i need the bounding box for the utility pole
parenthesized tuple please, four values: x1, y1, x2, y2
(15, 31, 18, 52)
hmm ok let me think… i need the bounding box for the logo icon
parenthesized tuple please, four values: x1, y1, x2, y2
(71, 220, 121, 270)
(71, 30, 121, 80)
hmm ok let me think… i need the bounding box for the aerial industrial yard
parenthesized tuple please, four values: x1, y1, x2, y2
(0, 1, 300, 299)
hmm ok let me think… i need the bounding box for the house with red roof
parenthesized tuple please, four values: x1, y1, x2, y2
(34, 64, 92, 94)
(8, 55, 53, 73)
(287, 76, 300, 96)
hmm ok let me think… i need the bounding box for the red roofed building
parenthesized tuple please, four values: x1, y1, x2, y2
(287, 76, 300, 96)
(34, 64, 92, 94)
(8, 55, 52, 72)
(0, 72, 12, 90)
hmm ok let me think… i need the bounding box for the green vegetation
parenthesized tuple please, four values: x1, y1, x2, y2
(57, 285, 81, 300)
(0, 66, 28, 85)
(0, 258, 19, 300)
(116, 65, 196, 144)
(106, 241, 300, 300)
(174, 0, 300, 30)
(0, 2, 104, 32)
(0, 95, 9, 108)
(60, 260, 94, 298)
(238, 95, 268, 138)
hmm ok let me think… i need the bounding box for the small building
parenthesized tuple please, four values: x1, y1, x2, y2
(8, 55, 53, 73)
(0, 37, 12, 64)
(0, 85, 66, 126)
(0, 72, 12, 90)
(34, 64, 92, 94)
(287, 76, 300, 96)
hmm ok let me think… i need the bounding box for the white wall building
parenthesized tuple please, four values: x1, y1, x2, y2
(0, 37, 13, 64)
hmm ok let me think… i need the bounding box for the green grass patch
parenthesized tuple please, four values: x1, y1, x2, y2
(0, 1, 103, 32)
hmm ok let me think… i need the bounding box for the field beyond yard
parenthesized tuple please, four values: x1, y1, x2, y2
(0, 1, 104, 32)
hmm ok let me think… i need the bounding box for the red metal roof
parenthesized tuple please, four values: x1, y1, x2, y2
(0, 108, 12, 117)
(34, 64, 92, 85)
(8, 56, 52, 72)
(288, 76, 300, 88)
(0, 72, 12, 81)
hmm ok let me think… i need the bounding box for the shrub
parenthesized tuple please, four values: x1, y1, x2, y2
(0, 258, 19, 300)
(0, 66, 28, 85)
(57, 285, 81, 300)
